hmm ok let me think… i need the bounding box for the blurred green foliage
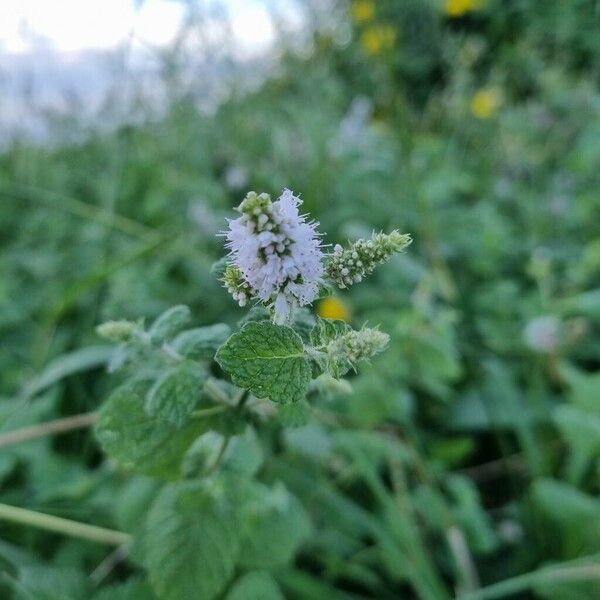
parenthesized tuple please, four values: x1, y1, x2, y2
(0, 0, 599, 598)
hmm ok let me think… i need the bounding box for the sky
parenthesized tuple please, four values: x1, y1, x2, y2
(0, 0, 284, 55)
(0, 0, 305, 141)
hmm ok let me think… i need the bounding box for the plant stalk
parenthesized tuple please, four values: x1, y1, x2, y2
(0, 503, 131, 547)
(0, 412, 98, 449)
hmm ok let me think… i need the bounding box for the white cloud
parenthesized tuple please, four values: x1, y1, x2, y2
(0, 0, 301, 55)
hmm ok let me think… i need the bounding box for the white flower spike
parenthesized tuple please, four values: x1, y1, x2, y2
(224, 189, 324, 323)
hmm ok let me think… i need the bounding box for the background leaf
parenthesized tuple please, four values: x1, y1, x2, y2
(145, 362, 205, 427)
(143, 481, 240, 600)
(95, 379, 208, 477)
(225, 571, 284, 600)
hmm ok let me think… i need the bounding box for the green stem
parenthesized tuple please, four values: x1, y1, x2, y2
(191, 405, 228, 418)
(0, 503, 131, 547)
(203, 378, 233, 405)
(459, 555, 600, 600)
(0, 412, 97, 449)
(206, 389, 250, 476)
(207, 435, 232, 476)
(1, 183, 154, 240)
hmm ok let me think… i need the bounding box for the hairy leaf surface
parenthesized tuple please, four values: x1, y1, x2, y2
(216, 322, 311, 404)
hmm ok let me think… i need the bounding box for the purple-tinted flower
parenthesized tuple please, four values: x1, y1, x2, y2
(223, 189, 324, 322)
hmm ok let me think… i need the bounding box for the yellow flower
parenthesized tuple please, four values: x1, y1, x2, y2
(360, 25, 396, 56)
(445, 0, 482, 17)
(352, 0, 375, 24)
(317, 297, 351, 321)
(470, 88, 502, 119)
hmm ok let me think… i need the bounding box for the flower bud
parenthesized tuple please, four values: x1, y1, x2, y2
(327, 327, 389, 371)
(326, 230, 412, 288)
(96, 320, 138, 342)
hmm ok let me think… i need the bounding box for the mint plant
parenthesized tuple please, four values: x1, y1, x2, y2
(92, 189, 411, 600)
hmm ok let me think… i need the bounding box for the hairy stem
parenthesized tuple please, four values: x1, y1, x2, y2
(0, 503, 131, 547)
(191, 405, 229, 418)
(0, 412, 98, 449)
(458, 555, 600, 600)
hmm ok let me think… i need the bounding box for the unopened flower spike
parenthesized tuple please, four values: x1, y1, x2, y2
(326, 326, 390, 376)
(96, 319, 140, 342)
(326, 230, 412, 289)
(223, 189, 324, 323)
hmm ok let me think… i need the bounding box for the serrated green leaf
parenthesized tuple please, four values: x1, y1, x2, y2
(171, 324, 231, 360)
(145, 362, 205, 426)
(95, 380, 208, 477)
(149, 305, 191, 343)
(239, 481, 311, 569)
(215, 322, 311, 404)
(144, 481, 240, 600)
(226, 571, 284, 600)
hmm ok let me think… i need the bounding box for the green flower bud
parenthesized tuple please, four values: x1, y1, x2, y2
(96, 319, 138, 342)
(327, 327, 390, 371)
(222, 263, 251, 307)
(326, 230, 412, 288)
(236, 190, 272, 217)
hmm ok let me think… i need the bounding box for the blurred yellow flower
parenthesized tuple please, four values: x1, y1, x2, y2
(317, 297, 351, 321)
(445, 0, 482, 17)
(352, 0, 375, 23)
(470, 88, 502, 119)
(360, 25, 396, 56)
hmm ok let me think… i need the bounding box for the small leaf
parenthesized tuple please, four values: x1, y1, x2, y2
(143, 481, 240, 600)
(145, 363, 205, 426)
(309, 318, 351, 348)
(215, 322, 311, 404)
(239, 481, 311, 569)
(210, 255, 230, 277)
(309, 318, 352, 378)
(149, 305, 191, 343)
(291, 308, 317, 343)
(226, 572, 284, 600)
(21, 346, 114, 400)
(171, 324, 231, 360)
(95, 380, 208, 477)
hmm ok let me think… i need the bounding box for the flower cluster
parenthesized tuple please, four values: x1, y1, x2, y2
(445, 0, 482, 18)
(328, 327, 390, 368)
(326, 230, 412, 289)
(360, 24, 396, 56)
(223, 190, 324, 322)
(471, 88, 502, 119)
(523, 316, 561, 353)
(351, 0, 375, 24)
